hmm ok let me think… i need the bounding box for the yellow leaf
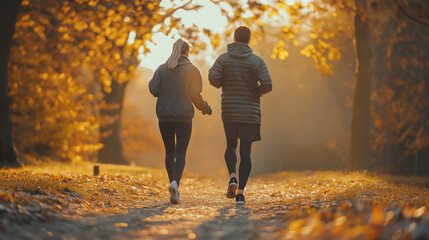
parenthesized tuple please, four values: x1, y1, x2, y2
(268, 9, 279, 18)
(279, 49, 289, 60)
(278, 2, 286, 8)
(107, 9, 115, 17)
(210, 33, 221, 49)
(293, 39, 299, 46)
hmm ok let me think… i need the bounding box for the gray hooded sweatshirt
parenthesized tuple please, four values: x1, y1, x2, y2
(149, 55, 209, 122)
(208, 42, 272, 124)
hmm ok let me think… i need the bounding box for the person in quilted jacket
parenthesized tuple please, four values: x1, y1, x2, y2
(209, 26, 272, 205)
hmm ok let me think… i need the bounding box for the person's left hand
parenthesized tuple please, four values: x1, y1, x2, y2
(203, 102, 212, 115)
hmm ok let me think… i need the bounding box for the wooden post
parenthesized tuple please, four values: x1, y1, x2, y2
(94, 165, 100, 176)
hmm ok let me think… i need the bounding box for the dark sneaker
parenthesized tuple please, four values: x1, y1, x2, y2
(226, 177, 238, 198)
(236, 193, 245, 205)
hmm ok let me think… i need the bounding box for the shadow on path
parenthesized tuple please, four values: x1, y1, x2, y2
(3, 203, 172, 240)
(193, 206, 257, 240)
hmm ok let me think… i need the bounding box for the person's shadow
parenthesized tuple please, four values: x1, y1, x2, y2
(73, 203, 172, 239)
(192, 205, 256, 240)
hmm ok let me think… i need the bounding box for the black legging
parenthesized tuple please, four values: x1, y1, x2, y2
(159, 122, 192, 186)
(225, 138, 252, 190)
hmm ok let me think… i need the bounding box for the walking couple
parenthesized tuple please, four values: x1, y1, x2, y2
(149, 26, 272, 205)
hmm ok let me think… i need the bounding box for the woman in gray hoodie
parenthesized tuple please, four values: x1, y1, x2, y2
(149, 39, 212, 204)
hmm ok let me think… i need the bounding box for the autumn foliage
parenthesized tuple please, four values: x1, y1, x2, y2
(9, 0, 102, 162)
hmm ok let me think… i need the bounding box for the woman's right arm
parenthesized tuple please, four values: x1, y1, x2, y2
(190, 68, 212, 115)
(148, 66, 162, 97)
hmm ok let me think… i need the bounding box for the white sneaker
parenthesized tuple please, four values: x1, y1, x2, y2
(169, 181, 179, 204)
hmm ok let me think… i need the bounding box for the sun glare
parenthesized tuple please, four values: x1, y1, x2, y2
(139, 0, 227, 71)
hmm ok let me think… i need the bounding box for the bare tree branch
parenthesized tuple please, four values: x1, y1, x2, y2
(161, 0, 202, 22)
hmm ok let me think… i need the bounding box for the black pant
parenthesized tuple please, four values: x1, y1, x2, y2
(225, 137, 252, 190)
(159, 122, 192, 186)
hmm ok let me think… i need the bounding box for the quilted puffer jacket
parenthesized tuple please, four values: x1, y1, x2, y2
(208, 42, 272, 124)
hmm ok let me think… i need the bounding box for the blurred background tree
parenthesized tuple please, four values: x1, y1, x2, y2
(369, 0, 429, 175)
(0, 0, 22, 168)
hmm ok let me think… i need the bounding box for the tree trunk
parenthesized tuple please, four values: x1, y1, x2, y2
(0, 0, 22, 168)
(97, 80, 128, 165)
(349, 0, 372, 170)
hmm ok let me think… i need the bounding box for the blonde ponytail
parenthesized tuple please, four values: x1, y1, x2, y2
(167, 39, 189, 70)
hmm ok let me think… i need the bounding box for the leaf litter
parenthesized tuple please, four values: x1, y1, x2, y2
(0, 164, 428, 239)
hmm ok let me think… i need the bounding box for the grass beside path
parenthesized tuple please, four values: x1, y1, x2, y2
(0, 163, 172, 218)
(0, 162, 429, 239)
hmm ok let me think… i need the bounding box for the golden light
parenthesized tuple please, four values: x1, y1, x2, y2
(140, 0, 227, 70)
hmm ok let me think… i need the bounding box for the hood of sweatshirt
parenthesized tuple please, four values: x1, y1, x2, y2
(227, 42, 253, 59)
(176, 55, 192, 67)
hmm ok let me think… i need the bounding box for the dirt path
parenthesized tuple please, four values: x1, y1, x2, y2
(3, 176, 289, 240)
(1, 166, 429, 239)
